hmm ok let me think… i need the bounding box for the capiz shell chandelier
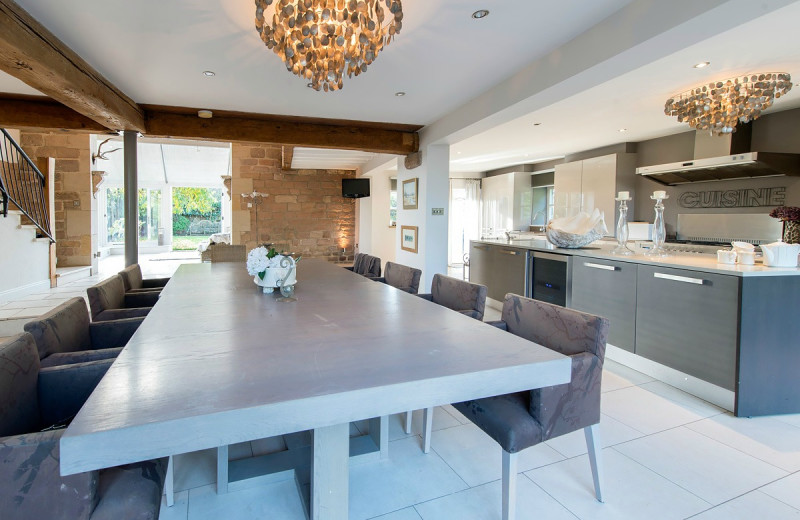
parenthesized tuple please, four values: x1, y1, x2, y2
(255, 0, 404, 92)
(664, 73, 792, 135)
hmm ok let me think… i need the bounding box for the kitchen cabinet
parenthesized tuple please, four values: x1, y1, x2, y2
(481, 172, 535, 236)
(469, 242, 528, 302)
(635, 264, 739, 390)
(553, 153, 637, 234)
(570, 258, 637, 353)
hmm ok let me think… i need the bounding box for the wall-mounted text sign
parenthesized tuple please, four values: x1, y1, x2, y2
(678, 187, 786, 208)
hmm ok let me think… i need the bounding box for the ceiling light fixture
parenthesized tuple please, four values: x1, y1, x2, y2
(202, 70, 216, 77)
(197, 110, 213, 119)
(665, 72, 792, 135)
(472, 9, 489, 19)
(395, 91, 405, 97)
(618, 128, 627, 132)
(255, 0, 404, 92)
(532, 122, 542, 126)
(693, 61, 710, 69)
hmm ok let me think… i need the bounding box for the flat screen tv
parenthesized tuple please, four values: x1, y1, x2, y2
(342, 178, 370, 199)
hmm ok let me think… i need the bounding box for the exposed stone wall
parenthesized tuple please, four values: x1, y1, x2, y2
(231, 142, 355, 262)
(20, 131, 93, 267)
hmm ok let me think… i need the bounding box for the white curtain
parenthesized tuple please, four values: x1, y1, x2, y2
(448, 178, 481, 266)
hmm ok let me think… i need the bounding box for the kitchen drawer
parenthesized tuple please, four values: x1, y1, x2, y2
(468, 243, 492, 289)
(635, 265, 739, 390)
(490, 247, 528, 301)
(571, 258, 637, 353)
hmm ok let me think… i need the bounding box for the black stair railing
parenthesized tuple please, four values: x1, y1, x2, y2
(0, 129, 55, 242)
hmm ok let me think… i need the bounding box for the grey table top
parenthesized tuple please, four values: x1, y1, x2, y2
(61, 260, 570, 475)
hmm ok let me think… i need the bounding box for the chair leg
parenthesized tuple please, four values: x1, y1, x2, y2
(404, 410, 412, 434)
(584, 423, 604, 502)
(422, 407, 433, 454)
(165, 455, 174, 507)
(502, 450, 518, 520)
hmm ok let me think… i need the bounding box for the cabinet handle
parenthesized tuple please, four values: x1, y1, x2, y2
(473, 246, 488, 251)
(654, 272, 705, 285)
(584, 262, 618, 271)
(499, 250, 519, 255)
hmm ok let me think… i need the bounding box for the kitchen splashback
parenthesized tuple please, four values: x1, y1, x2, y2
(676, 213, 782, 245)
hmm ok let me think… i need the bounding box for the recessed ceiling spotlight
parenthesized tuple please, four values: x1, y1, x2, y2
(693, 61, 710, 69)
(533, 122, 542, 126)
(197, 110, 213, 119)
(472, 9, 489, 19)
(307, 83, 314, 88)
(395, 91, 406, 97)
(619, 128, 628, 132)
(202, 70, 216, 77)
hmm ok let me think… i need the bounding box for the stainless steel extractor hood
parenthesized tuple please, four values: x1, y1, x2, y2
(636, 123, 800, 185)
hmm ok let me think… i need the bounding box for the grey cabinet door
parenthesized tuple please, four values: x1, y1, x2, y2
(635, 265, 739, 390)
(468, 243, 492, 289)
(571, 258, 637, 353)
(491, 247, 528, 301)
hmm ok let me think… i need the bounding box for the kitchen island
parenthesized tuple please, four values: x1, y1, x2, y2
(470, 238, 800, 417)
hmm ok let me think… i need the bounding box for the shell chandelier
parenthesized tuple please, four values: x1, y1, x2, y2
(664, 72, 792, 136)
(255, 0, 404, 92)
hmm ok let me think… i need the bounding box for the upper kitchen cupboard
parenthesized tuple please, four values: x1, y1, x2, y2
(480, 171, 536, 237)
(553, 153, 637, 234)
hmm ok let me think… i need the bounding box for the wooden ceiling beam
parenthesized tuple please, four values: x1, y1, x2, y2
(281, 145, 294, 170)
(0, 0, 145, 132)
(143, 105, 420, 155)
(0, 94, 109, 132)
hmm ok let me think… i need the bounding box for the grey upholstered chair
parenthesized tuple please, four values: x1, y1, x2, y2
(373, 261, 422, 294)
(119, 264, 169, 294)
(417, 273, 488, 320)
(87, 275, 156, 322)
(345, 253, 382, 278)
(24, 297, 143, 368)
(409, 274, 488, 448)
(0, 332, 167, 520)
(453, 294, 609, 520)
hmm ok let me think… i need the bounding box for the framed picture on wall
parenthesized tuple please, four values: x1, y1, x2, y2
(400, 225, 418, 253)
(402, 178, 418, 209)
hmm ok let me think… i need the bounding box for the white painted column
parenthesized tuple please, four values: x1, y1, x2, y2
(395, 144, 450, 290)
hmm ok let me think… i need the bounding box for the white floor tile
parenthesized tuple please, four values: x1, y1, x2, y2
(173, 449, 218, 492)
(187, 481, 305, 520)
(527, 449, 711, 520)
(638, 381, 724, 417)
(349, 436, 468, 520)
(389, 407, 460, 442)
(601, 359, 654, 392)
(368, 507, 423, 520)
(601, 385, 713, 435)
(545, 414, 644, 459)
(159, 490, 189, 520)
(691, 490, 800, 519)
(415, 476, 578, 520)
(0, 308, 23, 318)
(773, 413, 800, 429)
(614, 427, 787, 505)
(430, 423, 564, 487)
(760, 472, 800, 509)
(440, 404, 470, 425)
(687, 413, 800, 472)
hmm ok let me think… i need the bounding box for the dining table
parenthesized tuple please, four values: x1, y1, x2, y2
(60, 259, 571, 519)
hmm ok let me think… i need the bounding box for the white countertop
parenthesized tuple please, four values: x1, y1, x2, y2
(474, 239, 800, 277)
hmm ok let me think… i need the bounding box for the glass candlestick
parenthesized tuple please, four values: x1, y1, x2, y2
(612, 197, 633, 255)
(646, 194, 669, 256)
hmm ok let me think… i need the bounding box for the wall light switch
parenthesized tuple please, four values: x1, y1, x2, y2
(432, 208, 444, 215)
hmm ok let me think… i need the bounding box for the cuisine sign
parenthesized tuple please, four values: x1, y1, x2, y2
(678, 187, 785, 208)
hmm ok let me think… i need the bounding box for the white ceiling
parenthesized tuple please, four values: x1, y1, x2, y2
(2, 0, 800, 173)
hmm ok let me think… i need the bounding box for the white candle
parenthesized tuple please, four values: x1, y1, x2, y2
(618, 191, 630, 199)
(653, 190, 666, 199)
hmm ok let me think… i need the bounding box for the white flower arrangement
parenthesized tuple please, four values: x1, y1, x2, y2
(246, 245, 301, 294)
(247, 245, 294, 278)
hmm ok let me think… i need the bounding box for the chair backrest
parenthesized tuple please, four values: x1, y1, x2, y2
(362, 255, 382, 277)
(351, 253, 367, 273)
(119, 264, 143, 291)
(0, 333, 41, 437)
(430, 274, 488, 320)
(87, 275, 126, 319)
(24, 298, 91, 360)
(384, 262, 422, 294)
(500, 293, 609, 440)
(500, 293, 608, 358)
(205, 243, 247, 263)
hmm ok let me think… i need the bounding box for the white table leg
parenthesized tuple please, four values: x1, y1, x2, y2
(368, 416, 389, 459)
(312, 423, 350, 520)
(404, 411, 412, 434)
(422, 407, 433, 454)
(217, 445, 229, 494)
(165, 455, 174, 507)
